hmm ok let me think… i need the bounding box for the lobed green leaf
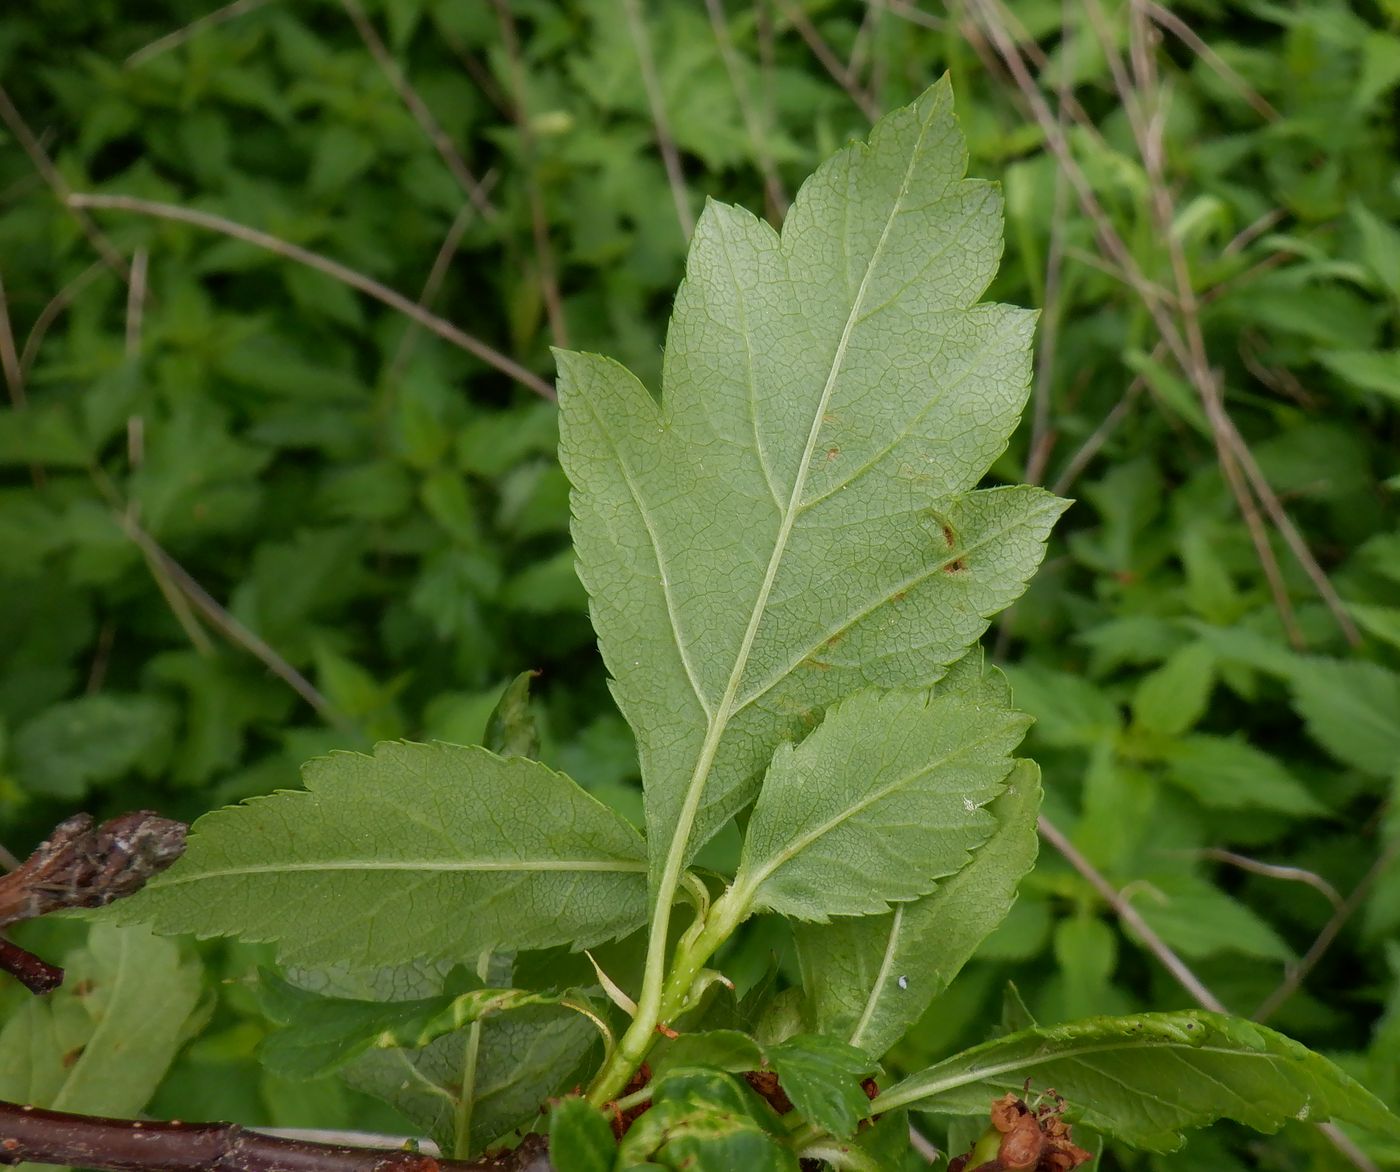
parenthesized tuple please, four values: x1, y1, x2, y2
(558, 78, 1065, 883)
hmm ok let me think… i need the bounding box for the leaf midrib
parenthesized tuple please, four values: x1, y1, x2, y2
(662, 110, 939, 875)
(150, 858, 649, 888)
(877, 1037, 1307, 1116)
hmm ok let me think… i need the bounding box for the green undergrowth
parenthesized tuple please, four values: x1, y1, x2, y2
(1, 2, 1399, 1169)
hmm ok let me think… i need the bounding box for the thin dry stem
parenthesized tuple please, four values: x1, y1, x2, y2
(390, 201, 479, 379)
(879, 0, 945, 32)
(620, 0, 695, 239)
(125, 248, 148, 356)
(67, 193, 554, 400)
(116, 514, 349, 729)
(19, 262, 106, 378)
(1141, 0, 1279, 121)
(0, 273, 25, 408)
(492, 0, 571, 347)
(704, 0, 790, 220)
(339, 0, 497, 220)
(1254, 841, 1400, 1024)
(0, 86, 131, 283)
(125, 0, 274, 69)
(775, 0, 881, 120)
(1189, 848, 1344, 911)
(1039, 815, 1229, 1013)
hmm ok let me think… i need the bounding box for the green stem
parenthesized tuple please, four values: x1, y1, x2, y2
(585, 886, 749, 1105)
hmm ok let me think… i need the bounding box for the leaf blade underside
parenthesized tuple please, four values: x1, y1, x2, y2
(109, 741, 648, 969)
(796, 757, 1042, 1058)
(558, 78, 1065, 884)
(733, 687, 1030, 921)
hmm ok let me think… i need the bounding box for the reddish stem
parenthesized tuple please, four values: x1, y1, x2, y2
(0, 939, 63, 994)
(0, 1101, 553, 1172)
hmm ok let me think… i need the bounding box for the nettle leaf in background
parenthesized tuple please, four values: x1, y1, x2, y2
(558, 78, 1066, 897)
(111, 741, 648, 968)
(876, 1012, 1400, 1153)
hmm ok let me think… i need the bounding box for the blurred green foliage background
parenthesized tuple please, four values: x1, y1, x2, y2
(2, 0, 1400, 1167)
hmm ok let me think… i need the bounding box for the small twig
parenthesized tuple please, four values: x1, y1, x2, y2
(115, 513, 350, 728)
(125, 0, 274, 69)
(878, 0, 945, 31)
(1189, 848, 1343, 912)
(0, 271, 26, 408)
(620, 0, 695, 239)
(0, 1100, 554, 1172)
(704, 0, 789, 220)
(1049, 379, 1143, 496)
(775, 0, 881, 121)
(338, 0, 496, 220)
(1038, 815, 1228, 1014)
(1140, 0, 1278, 121)
(124, 248, 148, 356)
(390, 201, 479, 380)
(1254, 841, 1400, 1024)
(67, 193, 554, 400)
(0, 87, 130, 283)
(19, 261, 106, 378)
(0, 939, 64, 994)
(492, 0, 571, 347)
(1023, 0, 1075, 489)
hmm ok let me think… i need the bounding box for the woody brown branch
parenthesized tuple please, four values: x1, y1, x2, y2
(0, 1101, 554, 1172)
(0, 811, 187, 994)
(0, 812, 186, 928)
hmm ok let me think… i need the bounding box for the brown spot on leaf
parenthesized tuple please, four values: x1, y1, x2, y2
(941, 522, 956, 548)
(62, 1047, 85, 1069)
(825, 447, 839, 461)
(945, 558, 967, 573)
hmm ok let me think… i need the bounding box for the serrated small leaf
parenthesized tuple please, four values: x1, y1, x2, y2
(1291, 658, 1400, 777)
(652, 1030, 766, 1077)
(876, 1011, 1400, 1151)
(766, 1035, 878, 1139)
(559, 78, 1065, 884)
(1162, 735, 1325, 815)
(1131, 643, 1215, 736)
(619, 1068, 798, 1171)
(796, 760, 1042, 1057)
(112, 741, 648, 968)
(733, 689, 1029, 921)
(549, 1097, 617, 1172)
